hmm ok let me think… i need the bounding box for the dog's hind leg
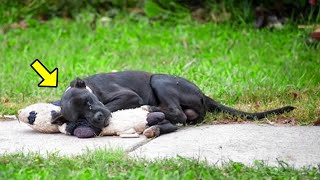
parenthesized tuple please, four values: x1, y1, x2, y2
(143, 120, 178, 138)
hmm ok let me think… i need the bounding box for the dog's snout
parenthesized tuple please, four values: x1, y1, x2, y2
(93, 111, 110, 128)
(94, 112, 104, 122)
(104, 119, 109, 127)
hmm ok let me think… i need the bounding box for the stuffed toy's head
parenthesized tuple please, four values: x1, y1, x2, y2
(18, 103, 61, 133)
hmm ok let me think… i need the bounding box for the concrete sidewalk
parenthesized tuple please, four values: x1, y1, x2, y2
(0, 120, 148, 155)
(0, 120, 319, 168)
(129, 124, 320, 168)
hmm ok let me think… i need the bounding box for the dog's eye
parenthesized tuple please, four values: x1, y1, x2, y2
(87, 102, 92, 110)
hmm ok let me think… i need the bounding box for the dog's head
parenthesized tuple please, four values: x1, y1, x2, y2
(52, 78, 111, 129)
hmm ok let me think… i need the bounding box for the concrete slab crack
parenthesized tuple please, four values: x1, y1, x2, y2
(125, 138, 154, 153)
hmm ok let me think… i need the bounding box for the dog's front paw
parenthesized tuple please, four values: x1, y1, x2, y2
(74, 126, 96, 138)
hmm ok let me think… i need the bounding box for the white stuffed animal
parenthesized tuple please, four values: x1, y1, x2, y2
(18, 103, 168, 138)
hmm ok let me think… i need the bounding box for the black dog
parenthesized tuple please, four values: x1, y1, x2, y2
(52, 71, 294, 135)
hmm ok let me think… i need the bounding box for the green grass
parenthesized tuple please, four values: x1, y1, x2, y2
(1, 12, 320, 179)
(0, 150, 319, 179)
(1, 13, 320, 125)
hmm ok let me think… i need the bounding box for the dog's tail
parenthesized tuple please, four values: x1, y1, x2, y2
(204, 96, 295, 120)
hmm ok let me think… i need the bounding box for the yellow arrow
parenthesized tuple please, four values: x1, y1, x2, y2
(30, 59, 58, 87)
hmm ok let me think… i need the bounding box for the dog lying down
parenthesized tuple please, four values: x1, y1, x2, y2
(18, 103, 177, 138)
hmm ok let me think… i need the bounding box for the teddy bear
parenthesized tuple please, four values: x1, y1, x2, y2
(18, 103, 174, 138)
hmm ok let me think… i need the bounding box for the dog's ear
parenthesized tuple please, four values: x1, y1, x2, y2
(70, 78, 86, 88)
(51, 110, 68, 125)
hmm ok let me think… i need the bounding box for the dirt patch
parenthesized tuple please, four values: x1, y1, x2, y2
(314, 118, 320, 126)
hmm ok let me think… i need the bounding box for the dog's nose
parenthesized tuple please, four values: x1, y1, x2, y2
(93, 111, 110, 127)
(94, 112, 104, 122)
